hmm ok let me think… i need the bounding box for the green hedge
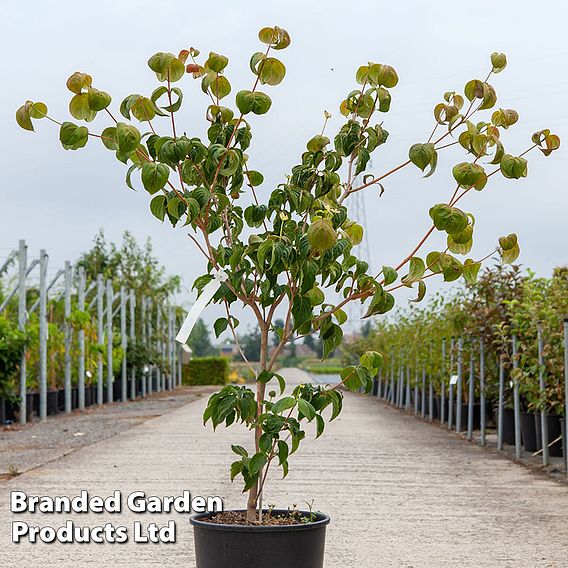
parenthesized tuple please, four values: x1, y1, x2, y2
(183, 357, 228, 386)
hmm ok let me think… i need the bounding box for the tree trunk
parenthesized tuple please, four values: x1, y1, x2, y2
(246, 323, 269, 523)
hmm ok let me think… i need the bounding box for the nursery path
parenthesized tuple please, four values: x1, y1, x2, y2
(1, 368, 567, 567)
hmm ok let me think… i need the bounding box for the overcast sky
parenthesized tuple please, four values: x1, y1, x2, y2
(1, 1, 567, 331)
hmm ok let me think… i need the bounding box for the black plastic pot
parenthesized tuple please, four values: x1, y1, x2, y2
(453, 402, 481, 431)
(521, 412, 538, 452)
(0, 397, 6, 425)
(190, 510, 330, 568)
(535, 414, 564, 457)
(561, 419, 567, 462)
(494, 407, 516, 445)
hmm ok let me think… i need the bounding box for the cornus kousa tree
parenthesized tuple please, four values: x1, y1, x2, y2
(17, 27, 560, 523)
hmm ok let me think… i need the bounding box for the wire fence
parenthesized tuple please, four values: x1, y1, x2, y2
(0, 240, 184, 425)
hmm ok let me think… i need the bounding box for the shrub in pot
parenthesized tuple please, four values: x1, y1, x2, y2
(17, 25, 560, 567)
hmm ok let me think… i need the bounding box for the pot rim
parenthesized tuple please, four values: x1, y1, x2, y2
(190, 509, 330, 533)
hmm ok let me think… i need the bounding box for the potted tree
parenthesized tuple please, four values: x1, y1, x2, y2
(16, 25, 560, 567)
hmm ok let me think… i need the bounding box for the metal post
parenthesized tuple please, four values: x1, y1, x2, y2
(456, 337, 463, 433)
(512, 335, 522, 459)
(448, 338, 454, 431)
(38, 250, 48, 421)
(413, 359, 419, 416)
(147, 299, 153, 395)
(467, 346, 474, 441)
(120, 286, 127, 402)
(441, 338, 446, 425)
(563, 319, 568, 476)
(64, 262, 72, 413)
(421, 363, 426, 419)
(405, 367, 411, 412)
(106, 280, 113, 404)
(96, 275, 104, 405)
(77, 266, 86, 410)
(156, 304, 162, 392)
(17, 240, 28, 424)
(130, 290, 136, 400)
(177, 328, 182, 388)
(389, 355, 395, 405)
(168, 306, 174, 391)
(428, 341, 433, 422)
(497, 353, 505, 450)
(141, 296, 147, 397)
(480, 338, 486, 446)
(537, 324, 549, 466)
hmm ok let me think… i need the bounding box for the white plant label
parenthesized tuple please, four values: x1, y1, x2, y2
(175, 269, 228, 345)
(449, 374, 459, 385)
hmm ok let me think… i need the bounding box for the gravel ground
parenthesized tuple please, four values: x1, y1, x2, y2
(0, 387, 216, 477)
(1, 369, 567, 567)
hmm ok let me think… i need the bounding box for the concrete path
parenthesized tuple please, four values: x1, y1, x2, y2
(1, 368, 567, 567)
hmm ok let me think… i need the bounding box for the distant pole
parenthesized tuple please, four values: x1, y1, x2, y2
(537, 324, 549, 466)
(497, 353, 505, 450)
(120, 286, 127, 402)
(156, 304, 162, 392)
(147, 298, 153, 395)
(77, 266, 86, 410)
(413, 358, 419, 416)
(141, 295, 147, 397)
(130, 290, 136, 400)
(38, 249, 48, 421)
(479, 338, 486, 446)
(467, 346, 474, 441)
(405, 367, 411, 412)
(428, 341, 433, 422)
(563, 319, 568, 476)
(456, 337, 463, 433)
(17, 240, 28, 424)
(441, 338, 446, 425)
(64, 261, 72, 413)
(448, 337, 454, 431)
(512, 335, 522, 459)
(421, 362, 426, 420)
(96, 275, 104, 405)
(106, 280, 113, 404)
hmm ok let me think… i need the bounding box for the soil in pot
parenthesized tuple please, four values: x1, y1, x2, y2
(535, 414, 564, 457)
(190, 509, 330, 568)
(521, 412, 538, 452)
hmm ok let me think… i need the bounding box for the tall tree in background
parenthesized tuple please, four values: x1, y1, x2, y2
(188, 318, 216, 357)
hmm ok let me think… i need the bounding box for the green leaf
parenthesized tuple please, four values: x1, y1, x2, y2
(499, 233, 520, 264)
(382, 266, 398, 286)
(408, 143, 437, 176)
(258, 26, 291, 50)
(149, 195, 166, 222)
(360, 351, 383, 375)
(87, 88, 111, 111)
(69, 93, 96, 122)
(452, 162, 486, 189)
(148, 52, 185, 82)
(344, 222, 363, 246)
(125, 164, 138, 191)
(463, 259, 481, 284)
(500, 154, 528, 179)
(272, 396, 296, 414)
(440, 254, 463, 282)
(307, 134, 330, 153)
(230, 460, 243, 481)
(214, 317, 229, 338)
(277, 440, 289, 465)
(101, 126, 118, 150)
(66, 72, 92, 94)
(246, 170, 264, 187)
(258, 57, 286, 86)
(235, 90, 272, 115)
(141, 162, 169, 194)
(491, 52, 507, 73)
(205, 52, 229, 73)
(410, 280, 427, 303)
(231, 444, 248, 457)
(401, 257, 425, 284)
(59, 121, 88, 150)
(298, 399, 316, 422)
(340, 365, 362, 391)
(116, 122, 141, 154)
(429, 204, 469, 235)
(249, 453, 267, 476)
